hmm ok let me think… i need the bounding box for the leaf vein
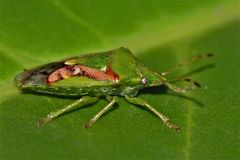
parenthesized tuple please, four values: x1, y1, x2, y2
(52, 0, 106, 43)
(0, 43, 42, 67)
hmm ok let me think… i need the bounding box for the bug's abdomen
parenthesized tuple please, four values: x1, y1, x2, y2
(31, 84, 140, 97)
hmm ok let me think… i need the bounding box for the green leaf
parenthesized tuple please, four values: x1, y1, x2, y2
(0, 0, 239, 159)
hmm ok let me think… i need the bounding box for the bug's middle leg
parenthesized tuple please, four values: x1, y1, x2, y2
(38, 96, 99, 126)
(125, 96, 181, 132)
(83, 96, 118, 128)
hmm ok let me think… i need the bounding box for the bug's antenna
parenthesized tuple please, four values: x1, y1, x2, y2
(161, 53, 213, 76)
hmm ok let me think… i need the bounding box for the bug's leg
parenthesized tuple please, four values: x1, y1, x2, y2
(38, 96, 99, 126)
(164, 82, 187, 93)
(83, 96, 118, 128)
(125, 96, 181, 132)
(164, 77, 201, 93)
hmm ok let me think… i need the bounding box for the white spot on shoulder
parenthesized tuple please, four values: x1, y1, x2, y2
(100, 66, 107, 71)
(65, 59, 76, 65)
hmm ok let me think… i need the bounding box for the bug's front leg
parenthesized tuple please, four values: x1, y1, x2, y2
(83, 96, 118, 128)
(38, 96, 99, 126)
(164, 77, 201, 93)
(125, 96, 181, 132)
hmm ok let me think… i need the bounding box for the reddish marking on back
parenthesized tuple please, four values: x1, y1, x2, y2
(47, 65, 119, 84)
(106, 66, 119, 82)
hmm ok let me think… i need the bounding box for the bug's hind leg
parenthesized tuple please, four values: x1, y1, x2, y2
(125, 96, 181, 132)
(38, 96, 99, 126)
(83, 96, 118, 128)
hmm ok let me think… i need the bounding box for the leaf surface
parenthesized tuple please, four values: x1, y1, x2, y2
(0, 0, 239, 159)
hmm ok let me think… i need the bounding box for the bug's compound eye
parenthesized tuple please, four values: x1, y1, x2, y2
(141, 78, 148, 85)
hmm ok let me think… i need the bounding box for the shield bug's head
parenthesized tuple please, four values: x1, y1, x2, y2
(138, 53, 213, 90)
(138, 65, 166, 88)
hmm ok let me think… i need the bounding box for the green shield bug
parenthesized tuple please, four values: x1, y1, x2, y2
(15, 47, 213, 131)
